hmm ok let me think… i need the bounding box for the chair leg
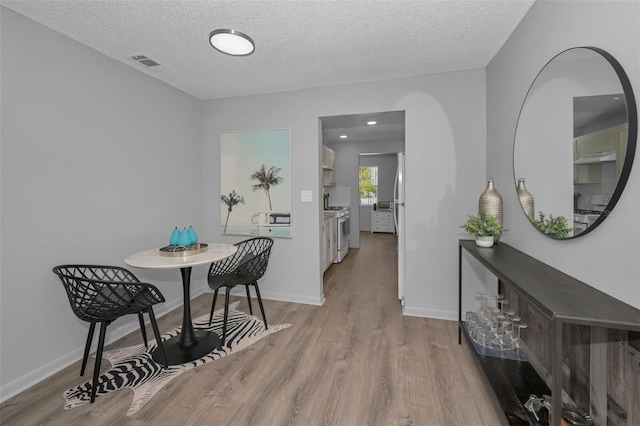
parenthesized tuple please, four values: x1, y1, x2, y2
(254, 284, 268, 329)
(209, 289, 219, 326)
(221, 286, 231, 346)
(81, 323, 96, 376)
(91, 322, 108, 403)
(245, 286, 253, 315)
(138, 312, 148, 348)
(146, 308, 168, 368)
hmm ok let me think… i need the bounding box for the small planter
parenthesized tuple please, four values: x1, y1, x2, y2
(461, 212, 505, 247)
(475, 236, 494, 248)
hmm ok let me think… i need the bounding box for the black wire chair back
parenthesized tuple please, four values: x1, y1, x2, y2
(207, 237, 274, 345)
(54, 265, 165, 322)
(208, 237, 274, 289)
(52, 264, 168, 403)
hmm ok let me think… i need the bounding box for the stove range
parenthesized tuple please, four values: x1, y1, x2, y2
(574, 210, 603, 235)
(325, 206, 350, 218)
(574, 195, 610, 228)
(323, 206, 350, 262)
(574, 211, 601, 222)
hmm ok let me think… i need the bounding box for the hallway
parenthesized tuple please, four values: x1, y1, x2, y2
(323, 231, 399, 310)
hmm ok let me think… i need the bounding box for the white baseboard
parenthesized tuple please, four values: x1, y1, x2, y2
(0, 286, 320, 402)
(402, 305, 457, 321)
(228, 288, 324, 306)
(0, 296, 184, 403)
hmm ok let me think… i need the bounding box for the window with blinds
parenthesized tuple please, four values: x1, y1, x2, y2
(359, 166, 378, 206)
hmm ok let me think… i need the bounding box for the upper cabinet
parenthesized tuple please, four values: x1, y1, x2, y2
(322, 145, 337, 186)
(573, 123, 628, 184)
(323, 145, 336, 170)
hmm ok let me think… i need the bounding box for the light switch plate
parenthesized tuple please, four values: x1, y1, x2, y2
(301, 190, 312, 202)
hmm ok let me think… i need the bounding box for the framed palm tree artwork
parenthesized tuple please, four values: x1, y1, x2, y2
(219, 129, 292, 238)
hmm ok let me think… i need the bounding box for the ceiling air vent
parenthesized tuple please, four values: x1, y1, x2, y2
(127, 54, 169, 72)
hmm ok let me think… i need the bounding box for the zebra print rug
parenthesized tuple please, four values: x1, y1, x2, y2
(62, 301, 291, 416)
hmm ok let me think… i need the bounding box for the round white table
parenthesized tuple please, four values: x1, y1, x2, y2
(125, 243, 237, 365)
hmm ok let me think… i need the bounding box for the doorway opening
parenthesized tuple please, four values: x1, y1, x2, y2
(320, 110, 405, 305)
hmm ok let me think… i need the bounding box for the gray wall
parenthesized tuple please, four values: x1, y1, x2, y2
(1, 9, 204, 399)
(486, 0, 640, 308)
(201, 69, 487, 318)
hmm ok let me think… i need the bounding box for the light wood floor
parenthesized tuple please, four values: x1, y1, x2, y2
(1, 232, 505, 426)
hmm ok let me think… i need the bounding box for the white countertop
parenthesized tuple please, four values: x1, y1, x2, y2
(125, 243, 237, 269)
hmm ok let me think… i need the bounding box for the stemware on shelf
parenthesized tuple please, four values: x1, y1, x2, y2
(465, 293, 528, 353)
(497, 297, 509, 312)
(511, 322, 528, 354)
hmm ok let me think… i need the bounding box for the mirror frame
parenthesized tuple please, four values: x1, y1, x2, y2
(513, 46, 638, 239)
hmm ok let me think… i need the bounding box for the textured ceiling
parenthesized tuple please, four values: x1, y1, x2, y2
(1, 0, 534, 101)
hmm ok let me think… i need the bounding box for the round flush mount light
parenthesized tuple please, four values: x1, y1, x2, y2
(367, 121, 377, 125)
(340, 135, 348, 139)
(209, 29, 255, 56)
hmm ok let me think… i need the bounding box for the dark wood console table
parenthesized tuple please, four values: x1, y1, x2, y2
(458, 239, 640, 426)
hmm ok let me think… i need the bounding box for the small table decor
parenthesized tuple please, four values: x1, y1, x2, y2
(159, 242, 208, 257)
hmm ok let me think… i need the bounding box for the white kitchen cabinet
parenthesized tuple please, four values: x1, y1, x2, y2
(371, 210, 395, 234)
(322, 145, 337, 186)
(573, 139, 601, 184)
(322, 170, 337, 187)
(617, 124, 628, 178)
(323, 213, 337, 272)
(330, 218, 337, 263)
(322, 145, 336, 170)
(573, 124, 626, 184)
(322, 146, 330, 169)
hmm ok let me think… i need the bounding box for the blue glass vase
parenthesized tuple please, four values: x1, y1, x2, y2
(169, 227, 180, 246)
(177, 228, 192, 246)
(187, 226, 198, 245)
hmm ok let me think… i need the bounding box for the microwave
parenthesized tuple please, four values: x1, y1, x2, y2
(376, 201, 393, 210)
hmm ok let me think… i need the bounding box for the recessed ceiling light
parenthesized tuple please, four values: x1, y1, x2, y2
(340, 135, 348, 139)
(367, 121, 377, 125)
(209, 29, 255, 56)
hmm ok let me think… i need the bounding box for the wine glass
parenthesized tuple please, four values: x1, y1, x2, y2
(497, 297, 509, 312)
(476, 292, 490, 314)
(465, 311, 478, 340)
(512, 322, 528, 355)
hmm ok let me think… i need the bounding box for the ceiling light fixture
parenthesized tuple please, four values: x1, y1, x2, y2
(340, 135, 348, 139)
(367, 121, 377, 125)
(209, 29, 255, 56)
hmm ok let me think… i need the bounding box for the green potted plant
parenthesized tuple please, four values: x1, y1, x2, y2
(530, 211, 574, 239)
(460, 211, 504, 247)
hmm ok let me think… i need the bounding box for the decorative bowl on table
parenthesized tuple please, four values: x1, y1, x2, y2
(159, 243, 208, 257)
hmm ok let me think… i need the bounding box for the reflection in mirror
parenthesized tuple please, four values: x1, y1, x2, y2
(513, 47, 637, 239)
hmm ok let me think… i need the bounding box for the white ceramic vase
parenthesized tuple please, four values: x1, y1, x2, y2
(475, 236, 494, 248)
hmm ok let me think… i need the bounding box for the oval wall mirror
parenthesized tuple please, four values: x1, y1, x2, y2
(513, 47, 637, 239)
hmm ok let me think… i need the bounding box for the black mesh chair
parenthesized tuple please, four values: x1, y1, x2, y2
(207, 237, 274, 345)
(52, 265, 168, 403)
